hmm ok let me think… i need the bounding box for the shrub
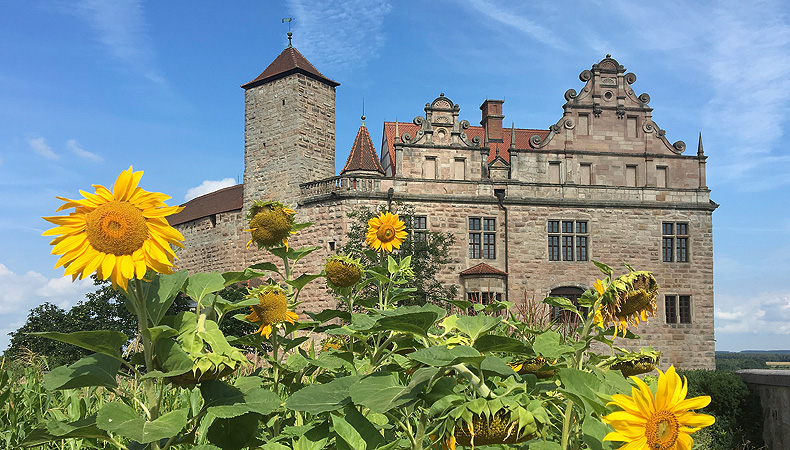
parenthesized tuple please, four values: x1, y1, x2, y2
(680, 369, 764, 449)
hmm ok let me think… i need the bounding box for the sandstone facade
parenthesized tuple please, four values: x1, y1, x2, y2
(170, 49, 716, 370)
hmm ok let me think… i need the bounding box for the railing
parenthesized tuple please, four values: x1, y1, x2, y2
(300, 175, 383, 196)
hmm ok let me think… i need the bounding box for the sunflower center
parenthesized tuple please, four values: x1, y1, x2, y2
(645, 409, 679, 450)
(376, 224, 396, 243)
(249, 208, 291, 247)
(254, 292, 289, 325)
(85, 200, 148, 256)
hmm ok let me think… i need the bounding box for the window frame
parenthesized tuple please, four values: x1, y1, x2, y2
(412, 215, 427, 242)
(665, 294, 692, 324)
(662, 221, 690, 263)
(469, 217, 496, 260)
(548, 219, 589, 262)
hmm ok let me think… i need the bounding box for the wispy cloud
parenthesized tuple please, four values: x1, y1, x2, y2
(608, 0, 790, 190)
(73, 0, 165, 85)
(464, 0, 569, 51)
(286, 0, 392, 74)
(715, 290, 790, 335)
(28, 137, 58, 159)
(66, 139, 102, 162)
(184, 178, 236, 202)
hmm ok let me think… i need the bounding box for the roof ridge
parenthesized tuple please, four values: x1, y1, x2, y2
(242, 46, 339, 89)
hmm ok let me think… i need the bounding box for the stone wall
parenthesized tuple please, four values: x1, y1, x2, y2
(738, 370, 790, 450)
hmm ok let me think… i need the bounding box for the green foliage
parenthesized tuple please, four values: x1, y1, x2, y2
(716, 351, 790, 371)
(340, 204, 457, 305)
(680, 369, 764, 450)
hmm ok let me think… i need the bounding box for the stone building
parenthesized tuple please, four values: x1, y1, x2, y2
(169, 42, 717, 370)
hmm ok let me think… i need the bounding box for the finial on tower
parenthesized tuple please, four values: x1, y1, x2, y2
(361, 99, 366, 124)
(697, 132, 704, 156)
(282, 18, 294, 47)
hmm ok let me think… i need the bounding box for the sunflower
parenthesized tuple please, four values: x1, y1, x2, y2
(245, 284, 298, 338)
(603, 365, 714, 450)
(42, 166, 184, 290)
(325, 254, 363, 287)
(600, 271, 659, 337)
(366, 211, 407, 253)
(245, 200, 296, 249)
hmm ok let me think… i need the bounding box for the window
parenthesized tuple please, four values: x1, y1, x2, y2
(665, 295, 692, 324)
(423, 156, 437, 179)
(469, 217, 496, 259)
(453, 158, 466, 180)
(548, 220, 588, 261)
(549, 287, 586, 325)
(549, 162, 562, 183)
(580, 163, 592, 185)
(412, 215, 427, 242)
(467, 291, 502, 305)
(657, 166, 668, 188)
(626, 165, 638, 186)
(662, 222, 689, 262)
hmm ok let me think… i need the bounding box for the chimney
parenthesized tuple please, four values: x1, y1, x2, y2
(480, 99, 504, 142)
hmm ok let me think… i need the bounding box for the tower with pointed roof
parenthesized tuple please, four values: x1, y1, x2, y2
(241, 35, 339, 211)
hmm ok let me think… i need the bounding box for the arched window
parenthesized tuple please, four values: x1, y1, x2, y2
(549, 286, 586, 324)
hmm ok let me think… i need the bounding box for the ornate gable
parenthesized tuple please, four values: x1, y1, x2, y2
(530, 55, 686, 155)
(400, 93, 481, 148)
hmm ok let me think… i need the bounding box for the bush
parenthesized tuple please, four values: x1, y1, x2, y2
(680, 370, 764, 449)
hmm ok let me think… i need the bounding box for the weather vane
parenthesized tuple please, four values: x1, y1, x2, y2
(282, 18, 293, 47)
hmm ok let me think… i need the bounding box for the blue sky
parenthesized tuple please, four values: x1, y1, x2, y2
(1, 1, 789, 352)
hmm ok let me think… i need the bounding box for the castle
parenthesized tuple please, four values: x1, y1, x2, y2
(168, 40, 717, 370)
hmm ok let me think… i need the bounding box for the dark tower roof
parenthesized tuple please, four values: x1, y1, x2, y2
(341, 118, 385, 174)
(241, 46, 339, 90)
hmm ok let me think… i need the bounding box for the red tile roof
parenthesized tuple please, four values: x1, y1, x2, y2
(459, 263, 508, 276)
(341, 120, 385, 174)
(381, 121, 550, 171)
(167, 184, 243, 226)
(241, 46, 339, 90)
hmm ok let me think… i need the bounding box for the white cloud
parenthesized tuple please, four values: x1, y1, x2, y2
(28, 137, 58, 159)
(184, 178, 236, 202)
(0, 263, 95, 351)
(715, 291, 790, 335)
(66, 139, 102, 162)
(464, 0, 569, 51)
(286, 0, 392, 74)
(74, 0, 165, 85)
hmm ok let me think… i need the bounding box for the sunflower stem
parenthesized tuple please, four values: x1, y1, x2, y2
(132, 277, 161, 450)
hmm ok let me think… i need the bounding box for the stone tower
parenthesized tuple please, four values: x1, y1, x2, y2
(241, 38, 339, 211)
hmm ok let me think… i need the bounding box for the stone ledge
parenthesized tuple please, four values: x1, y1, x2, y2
(737, 369, 790, 387)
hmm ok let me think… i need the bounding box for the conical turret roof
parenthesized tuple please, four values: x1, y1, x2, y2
(341, 118, 385, 175)
(242, 46, 339, 90)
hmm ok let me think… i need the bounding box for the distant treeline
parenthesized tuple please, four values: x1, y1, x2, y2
(716, 351, 790, 371)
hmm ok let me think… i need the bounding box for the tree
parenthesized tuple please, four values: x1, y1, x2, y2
(5, 276, 254, 367)
(341, 204, 457, 305)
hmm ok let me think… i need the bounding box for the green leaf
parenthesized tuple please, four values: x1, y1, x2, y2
(147, 339, 193, 378)
(96, 402, 188, 444)
(454, 315, 502, 342)
(473, 334, 532, 354)
(445, 299, 473, 309)
(309, 309, 351, 324)
(350, 368, 437, 413)
(285, 376, 361, 414)
(533, 331, 574, 358)
(481, 355, 517, 378)
(582, 412, 612, 450)
(286, 273, 323, 291)
(387, 255, 398, 274)
(145, 270, 189, 326)
(201, 377, 282, 418)
(222, 263, 278, 286)
(592, 260, 613, 277)
(185, 272, 226, 305)
(206, 412, 262, 450)
(43, 353, 121, 390)
(31, 330, 126, 360)
(294, 421, 330, 450)
(271, 245, 320, 263)
(577, 289, 598, 307)
(260, 443, 291, 450)
(191, 446, 223, 450)
(333, 405, 385, 450)
(529, 441, 563, 450)
(409, 345, 485, 367)
(558, 368, 606, 415)
(21, 416, 110, 447)
(543, 296, 579, 315)
(142, 325, 178, 343)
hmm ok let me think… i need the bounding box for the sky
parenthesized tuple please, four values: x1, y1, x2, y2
(1, 0, 789, 352)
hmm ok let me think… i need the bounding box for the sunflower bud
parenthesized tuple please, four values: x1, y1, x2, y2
(325, 255, 363, 287)
(245, 200, 295, 249)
